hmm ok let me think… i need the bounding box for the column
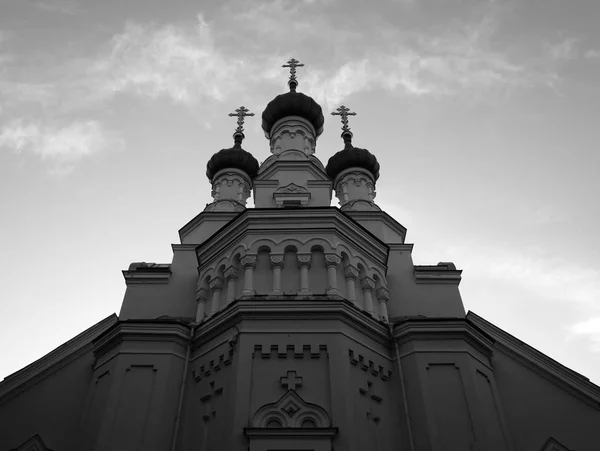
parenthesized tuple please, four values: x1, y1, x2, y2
(297, 254, 312, 295)
(325, 254, 341, 295)
(376, 287, 390, 322)
(195, 287, 208, 322)
(224, 265, 238, 305)
(270, 255, 284, 295)
(240, 255, 257, 296)
(344, 264, 358, 305)
(209, 276, 223, 316)
(361, 276, 375, 316)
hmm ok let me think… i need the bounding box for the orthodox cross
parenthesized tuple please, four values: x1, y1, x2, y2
(201, 380, 223, 421)
(280, 370, 303, 391)
(282, 58, 304, 83)
(359, 380, 382, 424)
(228, 106, 254, 134)
(331, 105, 357, 133)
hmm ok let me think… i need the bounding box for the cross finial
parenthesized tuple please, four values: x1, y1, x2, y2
(282, 58, 304, 92)
(228, 106, 254, 145)
(331, 105, 357, 146)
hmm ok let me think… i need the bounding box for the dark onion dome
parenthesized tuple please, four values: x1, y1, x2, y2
(326, 133, 380, 182)
(261, 91, 325, 138)
(205, 133, 259, 181)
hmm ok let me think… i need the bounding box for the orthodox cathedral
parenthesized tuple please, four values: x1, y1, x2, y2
(1, 59, 599, 451)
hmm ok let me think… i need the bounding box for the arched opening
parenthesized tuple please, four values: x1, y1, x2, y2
(301, 418, 317, 428)
(310, 245, 327, 294)
(282, 245, 300, 294)
(266, 417, 283, 428)
(254, 246, 273, 295)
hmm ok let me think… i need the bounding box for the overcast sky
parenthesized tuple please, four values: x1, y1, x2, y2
(1, 0, 599, 386)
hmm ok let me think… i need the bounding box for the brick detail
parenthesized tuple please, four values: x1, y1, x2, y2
(253, 344, 328, 359)
(192, 349, 234, 382)
(348, 349, 392, 381)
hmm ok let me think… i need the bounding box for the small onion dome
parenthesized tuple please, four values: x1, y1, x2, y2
(261, 91, 325, 138)
(326, 132, 380, 182)
(205, 133, 259, 181)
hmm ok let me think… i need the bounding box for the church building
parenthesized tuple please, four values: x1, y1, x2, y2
(1, 59, 599, 451)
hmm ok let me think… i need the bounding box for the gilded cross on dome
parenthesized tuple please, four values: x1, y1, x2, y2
(331, 105, 357, 134)
(282, 58, 304, 91)
(228, 106, 254, 134)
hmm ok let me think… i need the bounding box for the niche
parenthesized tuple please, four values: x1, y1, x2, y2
(282, 245, 300, 294)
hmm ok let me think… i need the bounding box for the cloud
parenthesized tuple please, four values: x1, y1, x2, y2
(89, 15, 246, 105)
(567, 317, 600, 352)
(585, 49, 600, 60)
(0, 119, 119, 173)
(547, 38, 578, 61)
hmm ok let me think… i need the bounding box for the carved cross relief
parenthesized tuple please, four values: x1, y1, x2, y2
(201, 380, 223, 421)
(280, 370, 303, 391)
(359, 380, 382, 423)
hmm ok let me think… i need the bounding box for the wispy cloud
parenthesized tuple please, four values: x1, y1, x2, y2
(0, 119, 119, 173)
(547, 37, 579, 61)
(585, 49, 600, 60)
(34, 0, 83, 15)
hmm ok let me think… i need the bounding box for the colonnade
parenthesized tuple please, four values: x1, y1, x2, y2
(195, 253, 389, 323)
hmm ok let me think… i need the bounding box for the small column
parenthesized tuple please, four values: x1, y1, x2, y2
(195, 287, 208, 322)
(344, 264, 359, 305)
(241, 255, 257, 296)
(361, 276, 375, 316)
(224, 265, 238, 305)
(209, 276, 223, 316)
(325, 254, 341, 295)
(270, 255, 284, 295)
(297, 254, 312, 295)
(376, 287, 390, 322)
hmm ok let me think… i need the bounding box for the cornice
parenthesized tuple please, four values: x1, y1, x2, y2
(467, 311, 600, 409)
(122, 268, 171, 284)
(178, 210, 242, 242)
(344, 210, 407, 241)
(171, 243, 197, 252)
(244, 427, 338, 438)
(391, 317, 495, 360)
(0, 314, 118, 404)
(414, 263, 462, 285)
(195, 208, 390, 269)
(256, 158, 330, 182)
(92, 319, 191, 362)
(194, 297, 391, 348)
(388, 243, 414, 252)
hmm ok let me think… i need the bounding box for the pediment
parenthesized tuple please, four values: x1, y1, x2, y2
(541, 437, 572, 451)
(10, 434, 53, 451)
(274, 183, 309, 194)
(252, 389, 331, 428)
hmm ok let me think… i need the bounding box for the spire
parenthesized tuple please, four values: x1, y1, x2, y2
(282, 58, 304, 92)
(331, 105, 357, 147)
(228, 106, 254, 147)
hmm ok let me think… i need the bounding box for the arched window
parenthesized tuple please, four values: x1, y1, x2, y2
(266, 418, 283, 428)
(301, 418, 317, 428)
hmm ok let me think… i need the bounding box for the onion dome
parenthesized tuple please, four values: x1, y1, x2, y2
(205, 133, 259, 180)
(326, 132, 380, 182)
(261, 57, 325, 138)
(206, 106, 259, 181)
(326, 105, 380, 182)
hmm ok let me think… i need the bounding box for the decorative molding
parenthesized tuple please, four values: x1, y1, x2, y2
(414, 262, 462, 285)
(241, 255, 257, 269)
(254, 344, 327, 359)
(196, 287, 209, 303)
(224, 265, 238, 280)
(244, 427, 338, 438)
(209, 276, 224, 292)
(467, 311, 600, 409)
(540, 437, 572, 451)
(0, 314, 118, 402)
(9, 434, 54, 451)
(122, 262, 171, 284)
(375, 287, 390, 302)
(348, 349, 392, 381)
(280, 370, 303, 391)
(269, 254, 285, 269)
(250, 389, 331, 428)
(296, 254, 312, 268)
(192, 348, 234, 381)
(360, 276, 375, 292)
(344, 264, 359, 280)
(324, 254, 341, 267)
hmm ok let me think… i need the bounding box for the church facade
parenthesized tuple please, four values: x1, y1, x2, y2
(1, 60, 599, 451)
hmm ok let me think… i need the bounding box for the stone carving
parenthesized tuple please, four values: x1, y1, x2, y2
(269, 255, 285, 268)
(344, 264, 359, 280)
(196, 287, 209, 303)
(240, 255, 257, 269)
(297, 254, 312, 268)
(209, 276, 224, 292)
(251, 390, 331, 428)
(280, 370, 303, 391)
(376, 287, 390, 302)
(325, 254, 341, 267)
(361, 276, 375, 292)
(224, 266, 238, 280)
